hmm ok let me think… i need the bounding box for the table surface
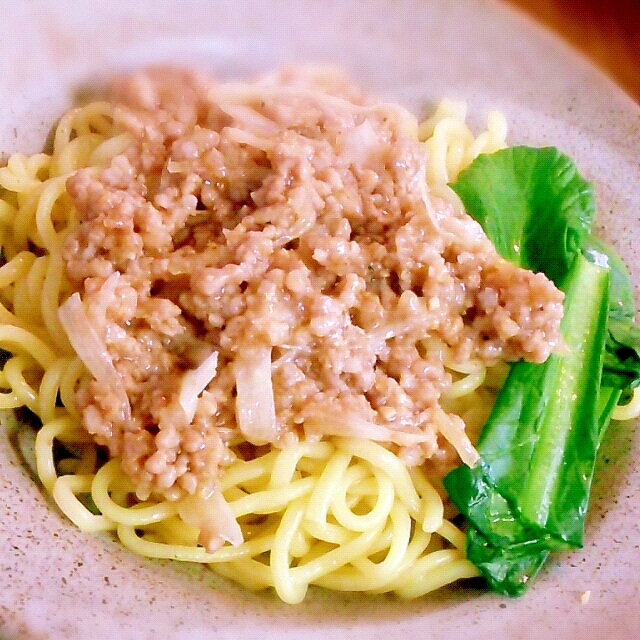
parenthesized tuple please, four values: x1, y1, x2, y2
(505, 0, 640, 103)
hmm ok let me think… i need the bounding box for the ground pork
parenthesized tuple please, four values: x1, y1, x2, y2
(61, 66, 564, 501)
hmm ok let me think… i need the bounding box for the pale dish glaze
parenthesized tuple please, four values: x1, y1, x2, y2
(0, 1, 638, 638)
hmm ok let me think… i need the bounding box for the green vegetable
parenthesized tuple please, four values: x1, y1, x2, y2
(448, 146, 594, 284)
(444, 254, 609, 594)
(442, 146, 640, 596)
(583, 236, 640, 390)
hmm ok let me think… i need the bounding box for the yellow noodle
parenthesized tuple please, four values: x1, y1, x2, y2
(337, 438, 422, 517)
(268, 440, 334, 488)
(443, 366, 487, 399)
(218, 449, 281, 491)
(2, 355, 39, 411)
(117, 523, 225, 563)
(52, 102, 114, 156)
(52, 474, 115, 533)
(53, 133, 104, 176)
(305, 447, 352, 524)
(436, 518, 468, 551)
(35, 175, 68, 251)
(394, 550, 480, 599)
(290, 519, 384, 595)
(35, 416, 89, 491)
(12, 189, 44, 250)
(0, 153, 50, 193)
(229, 476, 316, 517)
(367, 526, 434, 595)
(0, 325, 57, 369)
(38, 356, 73, 424)
(212, 557, 274, 591)
(408, 466, 444, 533)
(92, 459, 180, 526)
(89, 132, 134, 167)
(0, 376, 21, 409)
(0, 199, 17, 225)
(302, 514, 358, 546)
(323, 503, 412, 591)
(271, 497, 310, 603)
(0, 251, 36, 288)
(40, 251, 73, 354)
(57, 356, 85, 422)
(329, 464, 395, 532)
(613, 387, 640, 421)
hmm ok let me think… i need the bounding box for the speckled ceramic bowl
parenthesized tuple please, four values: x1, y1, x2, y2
(1, 1, 639, 638)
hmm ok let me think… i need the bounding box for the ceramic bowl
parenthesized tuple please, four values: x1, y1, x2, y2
(1, 1, 638, 638)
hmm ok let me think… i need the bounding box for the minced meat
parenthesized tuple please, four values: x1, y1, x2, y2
(61, 66, 564, 501)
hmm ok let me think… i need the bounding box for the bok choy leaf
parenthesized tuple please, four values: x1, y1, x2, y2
(442, 146, 640, 596)
(448, 146, 594, 284)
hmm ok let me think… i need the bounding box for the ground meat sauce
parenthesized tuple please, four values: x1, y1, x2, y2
(61, 67, 564, 501)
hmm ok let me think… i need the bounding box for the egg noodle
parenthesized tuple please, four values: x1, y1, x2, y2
(1, 89, 635, 604)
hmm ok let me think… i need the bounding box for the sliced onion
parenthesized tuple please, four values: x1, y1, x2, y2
(433, 408, 480, 468)
(304, 409, 431, 447)
(58, 292, 131, 423)
(178, 489, 243, 551)
(233, 345, 277, 445)
(178, 350, 219, 423)
(217, 103, 279, 136)
(339, 119, 379, 167)
(209, 489, 243, 547)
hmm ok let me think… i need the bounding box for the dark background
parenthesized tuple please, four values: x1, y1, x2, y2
(505, 0, 640, 102)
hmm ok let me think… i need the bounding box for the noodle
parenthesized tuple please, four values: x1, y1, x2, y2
(0, 66, 636, 604)
(613, 387, 640, 421)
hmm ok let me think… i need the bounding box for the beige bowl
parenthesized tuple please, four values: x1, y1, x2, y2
(1, 1, 639, 638)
